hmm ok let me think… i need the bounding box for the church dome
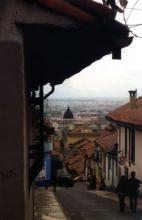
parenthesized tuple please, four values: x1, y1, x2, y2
(63, 106, 74, 119)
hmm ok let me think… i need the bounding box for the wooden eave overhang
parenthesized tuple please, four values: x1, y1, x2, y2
(21, 22, 132, 90)
(106, 115, 142, 131)
(95, 141, 116, 154)
(20, 0, 133, 90)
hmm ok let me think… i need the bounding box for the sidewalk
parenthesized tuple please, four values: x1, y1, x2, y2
(34, 187, 69, 220)
(88, 189, 142, 210)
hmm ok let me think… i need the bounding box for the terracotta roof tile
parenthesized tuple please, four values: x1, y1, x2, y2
(67, 155, 85, 174)
(95, 131, 117, 153)
(66, 141, 95, 174)
(81, 142, 95, 158)
(67, 154, 83, 165)
(38, 0, 115, 24)
(68, 133, 96, 138)
(94, 129, 112, 137)
(71, 138, 92, 148)
(106, 97, 142, 127)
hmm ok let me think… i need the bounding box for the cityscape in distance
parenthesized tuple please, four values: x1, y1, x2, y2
(48, 97, 128, 119)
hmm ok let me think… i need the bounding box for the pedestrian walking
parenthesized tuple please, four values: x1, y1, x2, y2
(88, 174, 97, 190)
(115, 175, 128, 212)
(128, 171, 142, 213)
(98, 176, 105, 190)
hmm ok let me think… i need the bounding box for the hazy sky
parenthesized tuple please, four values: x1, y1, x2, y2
(45, 0, 142, 99)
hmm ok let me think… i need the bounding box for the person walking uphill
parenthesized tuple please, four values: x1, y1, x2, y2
(128, 171, 142, 213)
(115, 175, 128, 212)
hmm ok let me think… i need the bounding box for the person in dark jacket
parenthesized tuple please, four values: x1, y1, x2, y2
(98, 176, 105, 190)
(128, 171, 142, 213)
(88, 174, 97, 190)
(116, 175, 128, 212)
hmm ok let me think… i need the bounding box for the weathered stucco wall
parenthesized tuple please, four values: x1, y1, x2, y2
(0, 0, 78, 41)
(0, 41, 27, 220)
(0, 2, 79, 220)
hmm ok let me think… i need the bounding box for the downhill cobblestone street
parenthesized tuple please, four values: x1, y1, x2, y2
(55, 182, 142, 220)
(34, 182, 142, 220)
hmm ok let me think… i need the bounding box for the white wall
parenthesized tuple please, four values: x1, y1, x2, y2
(135, 131, 142, 191)
(105, 157, 118, 188)
(119, 127, 125, 154)
(118, 126, 142, 192)
(0, 42, 28, 220)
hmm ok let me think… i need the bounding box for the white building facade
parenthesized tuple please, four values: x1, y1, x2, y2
(106, 90, 142, 193)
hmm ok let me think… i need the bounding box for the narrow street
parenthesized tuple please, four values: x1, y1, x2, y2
(55, 182, 142, 220)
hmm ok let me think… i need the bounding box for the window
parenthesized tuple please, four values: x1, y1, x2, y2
(131, 128, 135, 162)
(125, 127, 127, 158)
(129, 127, 135, 163)
(108, 156, 111, 180)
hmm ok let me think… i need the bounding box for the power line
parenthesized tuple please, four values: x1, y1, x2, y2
(125, 7, 142, 11)
(128, 24, 142, 28)
(120, 0, 142, 38)
(126, 0, 140, 22)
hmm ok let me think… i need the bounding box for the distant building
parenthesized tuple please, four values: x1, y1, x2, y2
(63, 106, 75, 131)
(94, 131, 118, 189)
(65, 138, 95, 177)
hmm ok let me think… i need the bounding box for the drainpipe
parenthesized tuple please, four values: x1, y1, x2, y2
(39, 84, 44, 146)
(38, 83, 55, 164)
(43, 84, 55, 100)
(38, 83, 55, 170)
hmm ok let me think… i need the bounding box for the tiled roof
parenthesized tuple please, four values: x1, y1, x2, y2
(95, 131, 117, 153)
(65, 140, 95, 174)
(71, 138, 91, 147)
(93, 129, 113, 137)
(67, 154, 85, 174)
(106, 97, 142, 127)
(81, 142, 95, 158)
(38, 0, 116, 23)
(67, 154, 83, 165)
(68, 133, 96, 138)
